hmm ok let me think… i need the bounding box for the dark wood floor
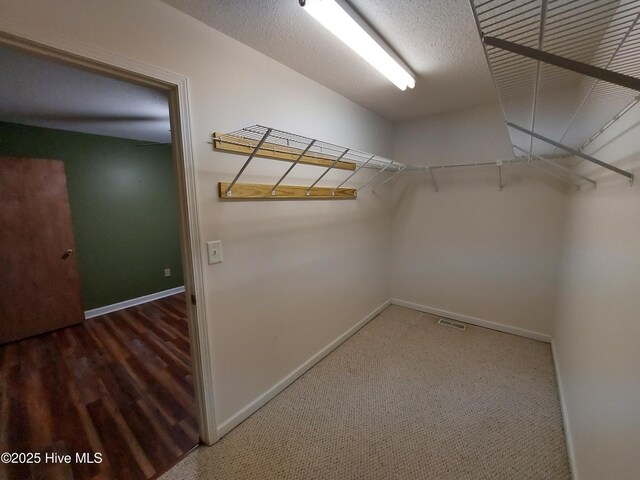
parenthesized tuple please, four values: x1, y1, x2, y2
(0, 293, 199, 480)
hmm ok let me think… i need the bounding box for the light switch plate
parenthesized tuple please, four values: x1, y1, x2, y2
(207, 240, 223, 265)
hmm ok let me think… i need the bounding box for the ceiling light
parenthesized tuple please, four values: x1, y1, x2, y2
(300, 0, 415, 91)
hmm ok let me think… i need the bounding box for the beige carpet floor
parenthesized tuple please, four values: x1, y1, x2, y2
(161, 305, 571, 479)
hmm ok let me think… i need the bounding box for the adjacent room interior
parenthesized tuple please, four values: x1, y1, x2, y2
(0, 1, 638, 479)
(0, 44, 198, 479)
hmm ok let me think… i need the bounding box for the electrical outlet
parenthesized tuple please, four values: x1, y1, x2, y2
(164, 268, 171, 277)
(207, 240, 223, 265)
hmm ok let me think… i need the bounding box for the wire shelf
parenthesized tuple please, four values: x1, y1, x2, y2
(212, 125, 407, 200)
(215, 125, 403, 172)
(471, 0, 640, 162)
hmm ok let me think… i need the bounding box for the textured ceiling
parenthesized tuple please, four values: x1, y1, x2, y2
(0, 44, 171, 143)
(161, 0, 499, 121)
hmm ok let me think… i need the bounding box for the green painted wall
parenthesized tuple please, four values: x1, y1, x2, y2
(0, 122, 184, 310)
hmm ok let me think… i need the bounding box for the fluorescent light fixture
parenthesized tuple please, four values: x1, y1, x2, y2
(300, 0, 415, 91)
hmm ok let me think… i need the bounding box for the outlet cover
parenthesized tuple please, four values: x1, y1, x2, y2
(164, 268, 171, 277)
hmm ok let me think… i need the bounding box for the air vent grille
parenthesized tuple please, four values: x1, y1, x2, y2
(438, 318, 466, 330)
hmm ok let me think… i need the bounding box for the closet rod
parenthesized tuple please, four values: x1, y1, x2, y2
(414, 158, 517, 193)
(414, 153, 578, 173)
(415, 155, 584, 191)
(416, 158, 522, 170)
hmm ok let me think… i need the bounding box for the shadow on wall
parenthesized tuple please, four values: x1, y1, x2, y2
(590, 119, 640, 156)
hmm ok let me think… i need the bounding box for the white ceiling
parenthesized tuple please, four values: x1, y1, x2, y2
(0, 44, 171, 143)
(161, 0, 499, 122)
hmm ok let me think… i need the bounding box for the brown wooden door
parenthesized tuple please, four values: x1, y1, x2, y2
(0, 156, 84, 344)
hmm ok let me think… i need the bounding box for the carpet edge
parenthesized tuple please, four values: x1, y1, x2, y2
(216, 298, 392, 437)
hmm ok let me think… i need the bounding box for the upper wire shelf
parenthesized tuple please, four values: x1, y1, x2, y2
(212, 125, 407, 200)
(214, 125, 404, 172)
(470, 0, 638, 185)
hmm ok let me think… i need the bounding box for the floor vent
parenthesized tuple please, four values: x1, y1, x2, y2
(438, 318, 466, 330)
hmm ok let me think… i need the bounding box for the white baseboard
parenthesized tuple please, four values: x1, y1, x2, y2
(84, 286, 186, 319)
(551, 339, 578, 480)
(390, 298, 551, 343)
(216, 298, 392, 437)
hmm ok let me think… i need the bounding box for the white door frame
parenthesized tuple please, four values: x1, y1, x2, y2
(0, 25, 217, 444)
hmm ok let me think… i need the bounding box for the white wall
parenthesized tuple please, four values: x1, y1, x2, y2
(553, 104, 640, 480)
(4, 5, 637, 475)
(391, 104, 568, 337)
(0, 0, 393, 434)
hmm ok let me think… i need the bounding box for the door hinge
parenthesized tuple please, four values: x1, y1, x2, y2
(190, 294, 196, 305)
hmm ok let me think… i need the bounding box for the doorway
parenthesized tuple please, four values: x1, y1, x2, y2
(0, 36, 213, 479)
